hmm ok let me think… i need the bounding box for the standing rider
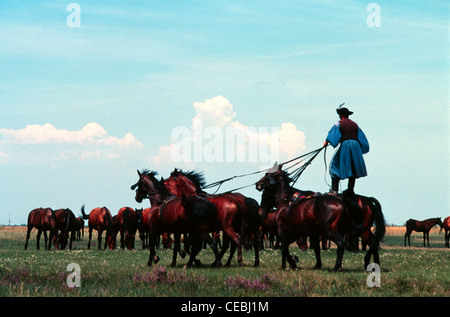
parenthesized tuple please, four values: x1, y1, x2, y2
(324, 104, 369, 195)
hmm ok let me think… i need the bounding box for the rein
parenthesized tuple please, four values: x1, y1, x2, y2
(202, 145, 326, 194)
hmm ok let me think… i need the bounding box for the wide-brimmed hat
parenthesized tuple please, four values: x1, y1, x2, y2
(336, 103, 353, 116)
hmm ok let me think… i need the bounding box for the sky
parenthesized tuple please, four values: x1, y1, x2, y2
(0, 0, 448, 226)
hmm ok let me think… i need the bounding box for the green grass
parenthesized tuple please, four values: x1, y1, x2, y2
(0, 226, 448, 297)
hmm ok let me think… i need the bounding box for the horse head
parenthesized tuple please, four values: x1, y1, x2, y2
(165, 169, 204, 196)
(255, 164, 286, 192)
(57, 208, 72, 250)
(436, 217, 444, 231)
(131, 169, 165, 203)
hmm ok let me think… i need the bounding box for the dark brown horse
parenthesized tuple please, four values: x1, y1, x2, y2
(54, 208, 77, 250)
(256, 165, 384, 271)
(81, 205, 115, 250)
(75, 217, 85, 241)
(164, 169, 261, 267)
(131, 169, 221, 267)
(443, 216, 450, 248)
(116, 207, 139, 250)
(345, 193, 385, 267)
(404, 217, 443, 247)
(24, 208, 58, 250)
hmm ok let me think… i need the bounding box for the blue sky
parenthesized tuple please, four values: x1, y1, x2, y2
(0, 1, 448, 226)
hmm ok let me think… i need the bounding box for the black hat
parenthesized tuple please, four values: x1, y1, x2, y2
(336, 103, 353, 116)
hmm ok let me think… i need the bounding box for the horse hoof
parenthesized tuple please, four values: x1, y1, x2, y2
(194, 259, 201, 267)
(179, 250, 186, 258)
(332, 267, 344, 273)
(154, 256, 160, 264)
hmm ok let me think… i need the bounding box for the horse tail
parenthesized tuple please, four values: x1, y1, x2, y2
(342, 196, 364, 234)
(81, 204, 89, 220)
(242, 197, 261, 250)
(244, 197, 261, 227)
(368, 197, 386, 245)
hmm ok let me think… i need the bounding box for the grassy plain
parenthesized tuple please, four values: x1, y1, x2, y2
(0, 226, 448, 297)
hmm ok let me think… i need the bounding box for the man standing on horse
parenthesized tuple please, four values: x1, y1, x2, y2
(324, 104, 369, 195)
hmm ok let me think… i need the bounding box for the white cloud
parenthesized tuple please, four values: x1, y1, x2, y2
(0, 122, 142, 147)
(0, 122, 143, 165)
(192, 95, 236, 129)
(151, 95, 306, 168)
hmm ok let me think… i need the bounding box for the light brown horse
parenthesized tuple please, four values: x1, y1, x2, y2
(81, 205, 115, 250)
(24, 208, 58, 250)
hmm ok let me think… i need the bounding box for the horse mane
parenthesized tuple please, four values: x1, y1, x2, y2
(171, 168, 207, 192)
(140, 169, 159, 179)
(140, 169, 167, 192)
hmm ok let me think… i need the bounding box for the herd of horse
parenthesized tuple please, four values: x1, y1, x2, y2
(24, 166, 450, 272)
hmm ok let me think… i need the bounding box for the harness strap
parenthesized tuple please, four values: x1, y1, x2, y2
(159, 196, 178, 217)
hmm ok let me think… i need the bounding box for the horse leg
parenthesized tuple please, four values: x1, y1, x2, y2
(43, 230, 49, 250)
(404, 229, 412, 246)
(219, 234, 230, 265)
(279, 231, 288, 270)
(24, 226, 32, 250)
(120, 230, 125, 250)
(147, 233, 160, 266)
(426, 231, 430, 247)
(225, 241, 237, 266)
(328, 232, 345, 272)
(184, 235, 202, 268)
(170, 233, 181, 267)
(445, 229, 449, 248)
(98, 229, 103, 250)
(310, 234, 322, 269)
(199, 231, 220, 267)
(87, 227, 93, 250)
(281, 233, 297, 270)
(222, 227, 242, 266)
(253, 233, 260, 267)
(36, 229, 43, 250)
(69, 231, 75, 250)
(49, 230, 55, 250)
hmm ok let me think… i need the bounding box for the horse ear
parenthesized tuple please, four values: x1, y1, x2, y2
(137, 170, 141, 176)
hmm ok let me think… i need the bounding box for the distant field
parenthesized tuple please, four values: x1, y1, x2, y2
(0, 226, 448, 297)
